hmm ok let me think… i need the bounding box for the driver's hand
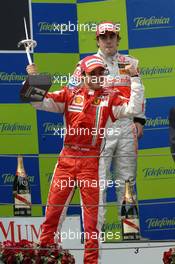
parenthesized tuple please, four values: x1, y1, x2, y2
(125, 64, 139, 77)
(26, 64, 38, 75)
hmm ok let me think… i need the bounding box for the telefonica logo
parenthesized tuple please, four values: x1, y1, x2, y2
(145, 117, 169, 128)
(146, 217, 175, 229)
(0, 123, 31, 133)
(134, 16, 170, 28)
(1, 173, 34, 184)
(0, 72, 26, 82)
(38, 22, 56, 32)
(43, 122, 63, 134)
(140, 66, 174, 78)
(143, 167, 175, 177)
(103, 223, 121, 231)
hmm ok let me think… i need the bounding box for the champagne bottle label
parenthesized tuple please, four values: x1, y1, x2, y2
(14, 193, 31, 208)
(121, 180, 140, 240)
(13, 156, 32, 216)
(123, 218, 140, 234)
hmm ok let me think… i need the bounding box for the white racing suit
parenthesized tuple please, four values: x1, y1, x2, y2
(68, 49, 146, 216)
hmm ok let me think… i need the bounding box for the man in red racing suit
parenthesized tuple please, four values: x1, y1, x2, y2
(27, 55, 144, 264)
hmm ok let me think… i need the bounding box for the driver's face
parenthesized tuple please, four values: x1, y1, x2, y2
(84, 67, 105, 90)
(97, 31, 118, 56)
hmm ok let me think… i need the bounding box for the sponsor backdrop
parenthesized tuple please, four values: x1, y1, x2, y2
(0, 0, 175, 242)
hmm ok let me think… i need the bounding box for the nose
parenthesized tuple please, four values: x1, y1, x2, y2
(106, 36, 112, 42)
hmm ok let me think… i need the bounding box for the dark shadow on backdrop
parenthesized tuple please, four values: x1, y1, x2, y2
(169, 107, 175, 161)
(0, 0, 31, 51)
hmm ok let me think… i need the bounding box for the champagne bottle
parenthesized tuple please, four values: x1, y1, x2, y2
(121, 180, 140, 240)
(13, 155, 31, 216)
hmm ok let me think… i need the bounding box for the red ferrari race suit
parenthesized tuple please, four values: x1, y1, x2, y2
(69, 51, 146, 215)
(32, 80, 144, 264)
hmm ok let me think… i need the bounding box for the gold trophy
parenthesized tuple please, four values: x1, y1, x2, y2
(18, 18, 52, 102)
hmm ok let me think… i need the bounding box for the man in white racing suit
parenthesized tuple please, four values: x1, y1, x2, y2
(68, 22, 146, 217)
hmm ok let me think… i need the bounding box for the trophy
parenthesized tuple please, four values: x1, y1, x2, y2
(19, 18, 52, 102)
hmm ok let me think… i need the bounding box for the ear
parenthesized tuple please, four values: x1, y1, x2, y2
(117, 35, 121, 42)
(96, 37, 100, 48)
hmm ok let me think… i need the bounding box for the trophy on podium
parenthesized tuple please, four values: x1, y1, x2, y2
(19, 18, 52, 102)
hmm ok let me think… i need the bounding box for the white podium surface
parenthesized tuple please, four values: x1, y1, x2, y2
(0, 216, 174, 264)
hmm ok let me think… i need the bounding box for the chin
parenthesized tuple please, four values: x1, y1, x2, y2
(95, 86, 103, 90)
(105, 49, 115, 56)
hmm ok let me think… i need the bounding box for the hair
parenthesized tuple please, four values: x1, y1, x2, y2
(96, 21, 121, 47)
(96, 33, 121, 42)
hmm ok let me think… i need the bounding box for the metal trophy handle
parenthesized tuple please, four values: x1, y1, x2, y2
(18, 18, 37, 65)
(18, 39, 37, 65)
(19, 18, 52, 102)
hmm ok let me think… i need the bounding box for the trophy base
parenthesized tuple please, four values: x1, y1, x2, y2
(20, 74, 52, 102)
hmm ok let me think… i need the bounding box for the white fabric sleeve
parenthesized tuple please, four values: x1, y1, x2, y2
(31, 98, 65, 113)
(31, 90, 66, 113)
(134, 82, 146, 120)
(112, 77, 144, 119)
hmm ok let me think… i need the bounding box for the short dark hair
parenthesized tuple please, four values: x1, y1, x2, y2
(96, 33, 121, 48)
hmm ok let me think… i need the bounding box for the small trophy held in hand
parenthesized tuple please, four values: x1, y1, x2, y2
(19, 18, 52, 102)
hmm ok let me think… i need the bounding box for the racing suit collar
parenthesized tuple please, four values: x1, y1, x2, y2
(97, 48, 118, 63)
(82, 86, 103, 96)
(88, 88, 95, 95)
(89, 88, 103, 96)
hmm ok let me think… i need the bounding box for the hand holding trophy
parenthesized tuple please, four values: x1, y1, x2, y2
(19, 18, 52, 102)
(125, 58, 139, 77)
